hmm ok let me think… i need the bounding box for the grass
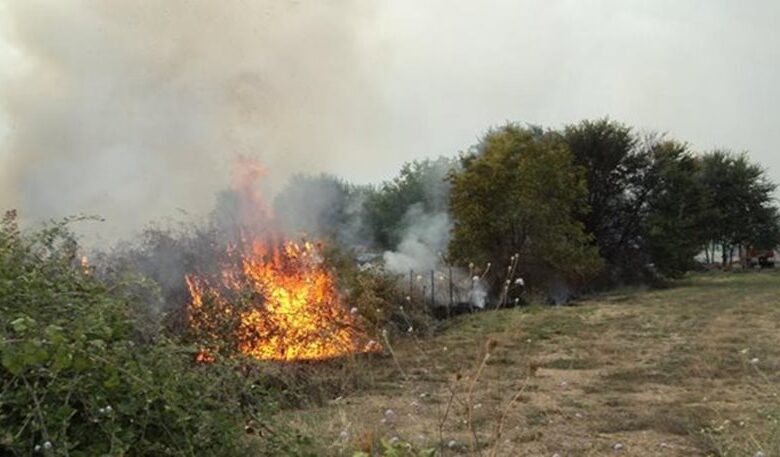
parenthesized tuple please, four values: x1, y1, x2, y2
(278, 270, 780, 456)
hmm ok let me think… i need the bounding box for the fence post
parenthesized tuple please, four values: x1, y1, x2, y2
(448, 266, 453, 318)
(430, 270, 435, 307)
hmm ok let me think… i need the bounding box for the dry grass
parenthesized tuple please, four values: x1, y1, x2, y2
(277, 270, 780, 456)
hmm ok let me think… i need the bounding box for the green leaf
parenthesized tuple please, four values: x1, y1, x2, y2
(10, 316, 34, 333)
(103, 367, 121, 390)
(20, 340, 49, 367)
(89, 339, 106, 351)
(51, 347, 73, 371)
(72, 353, 91, 372)
(1, 348, 23, 375)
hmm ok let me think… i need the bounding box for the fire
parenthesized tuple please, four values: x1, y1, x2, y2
(185, 158, 379, 362)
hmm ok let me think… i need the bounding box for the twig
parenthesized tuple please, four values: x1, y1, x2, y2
(466, 348, 491, 456)
(381, 329, 407, 379)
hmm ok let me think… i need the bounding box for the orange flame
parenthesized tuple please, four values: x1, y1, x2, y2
(185, 157, 379, 362)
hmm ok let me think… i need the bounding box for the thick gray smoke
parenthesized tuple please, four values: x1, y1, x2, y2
(0, 0, 385, 240)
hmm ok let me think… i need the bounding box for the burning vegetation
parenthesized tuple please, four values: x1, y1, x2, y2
(185, 159, 379, 362)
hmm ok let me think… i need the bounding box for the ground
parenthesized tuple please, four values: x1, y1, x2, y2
(278, 271, 780, 456)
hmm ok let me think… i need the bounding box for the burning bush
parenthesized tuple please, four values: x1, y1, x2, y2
(0, 212, 314, 456)
(176, 157, 382, 363)
(185, 237, 381, 361)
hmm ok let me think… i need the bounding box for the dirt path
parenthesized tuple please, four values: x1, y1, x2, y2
(281, 271, 780, 456)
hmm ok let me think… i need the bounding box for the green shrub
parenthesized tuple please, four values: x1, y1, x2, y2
(0, 212, 311, 456)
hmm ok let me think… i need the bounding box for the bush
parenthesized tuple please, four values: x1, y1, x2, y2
(323, 245, 433, 337)
(0, 212, 311, 456)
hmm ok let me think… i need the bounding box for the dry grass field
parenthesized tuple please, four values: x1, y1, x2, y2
(279, 271, 780, 456)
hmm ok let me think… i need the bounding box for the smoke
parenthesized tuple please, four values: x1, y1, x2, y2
(383, 205, 449, 274)
(0, 0, 386, 240)
(272, 173, 369, 247)
(383, 209, 488, 308)
(376, 157, 489, 308)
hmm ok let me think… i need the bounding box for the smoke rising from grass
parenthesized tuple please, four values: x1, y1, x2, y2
(382, 205, 450, 274)
(0, 1, 385, 239)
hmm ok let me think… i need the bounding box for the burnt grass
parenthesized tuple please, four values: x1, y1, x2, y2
(274, 270, 780, 456)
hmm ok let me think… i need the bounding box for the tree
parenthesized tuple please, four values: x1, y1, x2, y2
(448, 124, 602, 292)
(562, 118, 651, 283)
(362, 157, 456, 249)
(642, 140, 709, 277)
(698, 151, 779, 265)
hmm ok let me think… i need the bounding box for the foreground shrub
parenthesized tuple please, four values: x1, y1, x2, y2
(0, 212, 310, 456)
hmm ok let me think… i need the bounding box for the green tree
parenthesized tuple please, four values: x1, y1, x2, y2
(698, 151, 779, 265)
(363, 157, 456, 249)
(642, 140, 709, 277)
(562, 118, 651, 283)
(448, 124, 602, 291)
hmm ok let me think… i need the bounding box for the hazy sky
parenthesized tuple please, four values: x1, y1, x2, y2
(1, 0, 778, 238)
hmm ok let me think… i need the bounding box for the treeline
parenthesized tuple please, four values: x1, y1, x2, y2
(449, 120, 779, 294)
(281, 118, 779, 296)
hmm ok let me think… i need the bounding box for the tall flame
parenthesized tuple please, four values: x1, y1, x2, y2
(185, 157, 379, 362)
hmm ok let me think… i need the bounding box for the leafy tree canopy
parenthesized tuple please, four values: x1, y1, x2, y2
(448, 124, 602, 290)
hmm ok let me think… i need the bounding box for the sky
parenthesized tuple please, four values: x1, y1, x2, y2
(1, 0, 779, 239)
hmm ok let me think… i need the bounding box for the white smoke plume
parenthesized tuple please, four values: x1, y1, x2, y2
(382, 205, 450, 274)
(382, 204, 488, 309)
(0, 0, 386, 240)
